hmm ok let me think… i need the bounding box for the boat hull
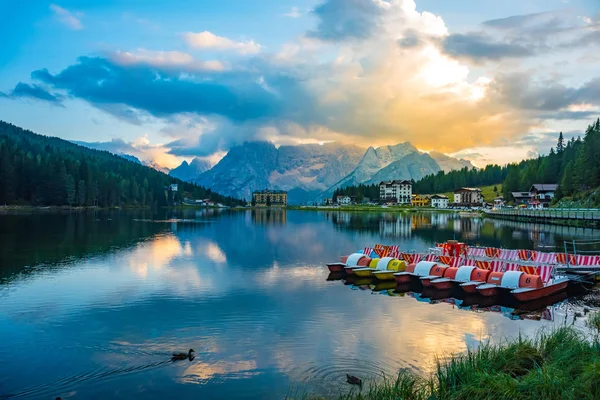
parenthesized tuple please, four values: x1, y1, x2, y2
(431, 280, 455, 291)
(477, 285, 502, 297)
(394, 274, 414, 284)
(511, 280, 569, 302)
(373, 271, 396, 281)
(327, 263, 346, 273)
(460, 282, 484, 294)
(344, 266, 356, 275)
(354, 268, 374, 278)
(420, 277, 434, 287)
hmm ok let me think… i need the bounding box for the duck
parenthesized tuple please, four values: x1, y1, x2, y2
(346, 374, 362, 387)
(171, 349, 195, 361)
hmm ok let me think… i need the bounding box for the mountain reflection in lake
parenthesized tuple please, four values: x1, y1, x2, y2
(0, 209, 597, 399)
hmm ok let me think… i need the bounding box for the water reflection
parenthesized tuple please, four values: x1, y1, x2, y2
(0, 210, 598, 399)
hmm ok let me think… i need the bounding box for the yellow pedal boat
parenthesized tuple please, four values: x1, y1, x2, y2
(371, 258, 406, 281)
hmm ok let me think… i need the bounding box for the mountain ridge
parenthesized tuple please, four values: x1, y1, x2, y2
(193, 140, 473, 203)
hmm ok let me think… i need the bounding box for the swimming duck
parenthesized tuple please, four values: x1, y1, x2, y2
(172, 349, 195, 361)
(346, 374, 362, 386)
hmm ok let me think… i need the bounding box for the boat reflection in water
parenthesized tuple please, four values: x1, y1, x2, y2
(331, 274, 575, 323)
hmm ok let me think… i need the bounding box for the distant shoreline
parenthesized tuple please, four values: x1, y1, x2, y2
(285, 205, 459, 213)
(0, 205, 150, 214)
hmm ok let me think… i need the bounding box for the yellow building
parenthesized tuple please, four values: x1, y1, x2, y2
(411, 194, 430, 207)
(252, 190, 288, 206)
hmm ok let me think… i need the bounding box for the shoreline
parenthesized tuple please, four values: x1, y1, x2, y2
(298, 325, 600, 400)
(285, 205, 460, 213)
(0, 205, 151, 214)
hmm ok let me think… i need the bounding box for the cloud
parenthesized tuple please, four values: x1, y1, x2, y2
(307, 0, 383, 41)
(49, 4, 83, 30)
(183, 31, 261, 54)
(284, 7, 302, 18)
(5, 82, 64, 104)
(75, 136, 182, 169)
(110, 49, 226, 72)
(438, 10, 600, 62)
(487, 73, 600, 113)
(30, 57, 293, 122)
(482, 11, 558, 31)
(14, 0, 600, 160)
(442, 33, 535, 61)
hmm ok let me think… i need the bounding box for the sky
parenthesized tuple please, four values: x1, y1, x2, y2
(1, 0, 599, 168)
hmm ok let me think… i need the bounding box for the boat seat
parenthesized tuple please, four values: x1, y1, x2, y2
(352, 267, 373, 272)
(373, 270, 391, 274)
(431, 278, 451, 283)
(328, 262, 346, 267)
(393, 272, 413, 276)
(419, 275, 438, 280)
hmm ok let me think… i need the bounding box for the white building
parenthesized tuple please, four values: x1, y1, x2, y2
(379, 180, 413, 204)
(336, 195, 352, 205)
(169, 184, 178, 192)
(430, 194, 449, 209)
(453, 188, 482, 205)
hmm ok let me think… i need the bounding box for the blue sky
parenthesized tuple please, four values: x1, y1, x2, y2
(1, 0, 599, 168)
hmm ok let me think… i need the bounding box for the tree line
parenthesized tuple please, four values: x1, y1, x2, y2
(330, 119, 600, 205)
(0, 121, 244, 207)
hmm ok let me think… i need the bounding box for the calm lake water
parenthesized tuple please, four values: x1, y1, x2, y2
(0, 209, 598, 399)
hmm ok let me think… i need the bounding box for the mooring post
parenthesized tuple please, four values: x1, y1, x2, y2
(564, 241, 570, 269)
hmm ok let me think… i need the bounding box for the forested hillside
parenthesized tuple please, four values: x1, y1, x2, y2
(330, 119, 600, 205)
(502, 120, 599, 203)
(0, 121, 244, 207)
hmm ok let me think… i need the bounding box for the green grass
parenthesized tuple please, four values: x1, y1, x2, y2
(295, 326, 600, 400)
(438, 183, 502, 204)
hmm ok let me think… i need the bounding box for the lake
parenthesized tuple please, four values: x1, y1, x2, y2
(0, 209, 598, 399)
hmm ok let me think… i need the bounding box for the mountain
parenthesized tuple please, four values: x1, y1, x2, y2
(326, 143, 418, 192)
(194, 141, 364, 202)
(143, 161, 171, 174)
(429, 151, 473, 172)
(169, 158, 211, 182)
(120, 154, 142, 164)
(194, 140, 474, 203)
(195, 141, 279, 201)
(366, 152, 441, 183)
(0, 120, 244, 207)
(270, 142, 364, 190)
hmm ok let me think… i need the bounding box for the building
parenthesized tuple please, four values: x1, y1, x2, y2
(324, 198, 334, 206)
(453, 188, 483, 206)
(493, 196, 505, 208)
(169, 184, 178, 192)
(529, 184, 558, 208)
(411, 194, 430, 207)
(430, 194, 449, 209)
(336, 195, 352, 205)
(379, 180, 413, 204)
(252, 190, 288, 206)
(511, 192, 531, 206)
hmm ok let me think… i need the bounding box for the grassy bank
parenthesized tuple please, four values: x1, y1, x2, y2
(303, 326, 600, 400)
(439, 183, 502, 203)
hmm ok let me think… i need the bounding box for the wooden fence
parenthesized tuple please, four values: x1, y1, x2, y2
(485, 208, 600, 221)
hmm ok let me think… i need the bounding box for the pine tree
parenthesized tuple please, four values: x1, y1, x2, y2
(557, 132, 565, 153)
(560, 161, 574, 197)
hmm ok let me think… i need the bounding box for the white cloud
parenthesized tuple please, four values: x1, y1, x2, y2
(284, 7, 302, 18)
(110, 49, 226, 71)
(183, 31, 261, 54)
(49, 4, 83, 30)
